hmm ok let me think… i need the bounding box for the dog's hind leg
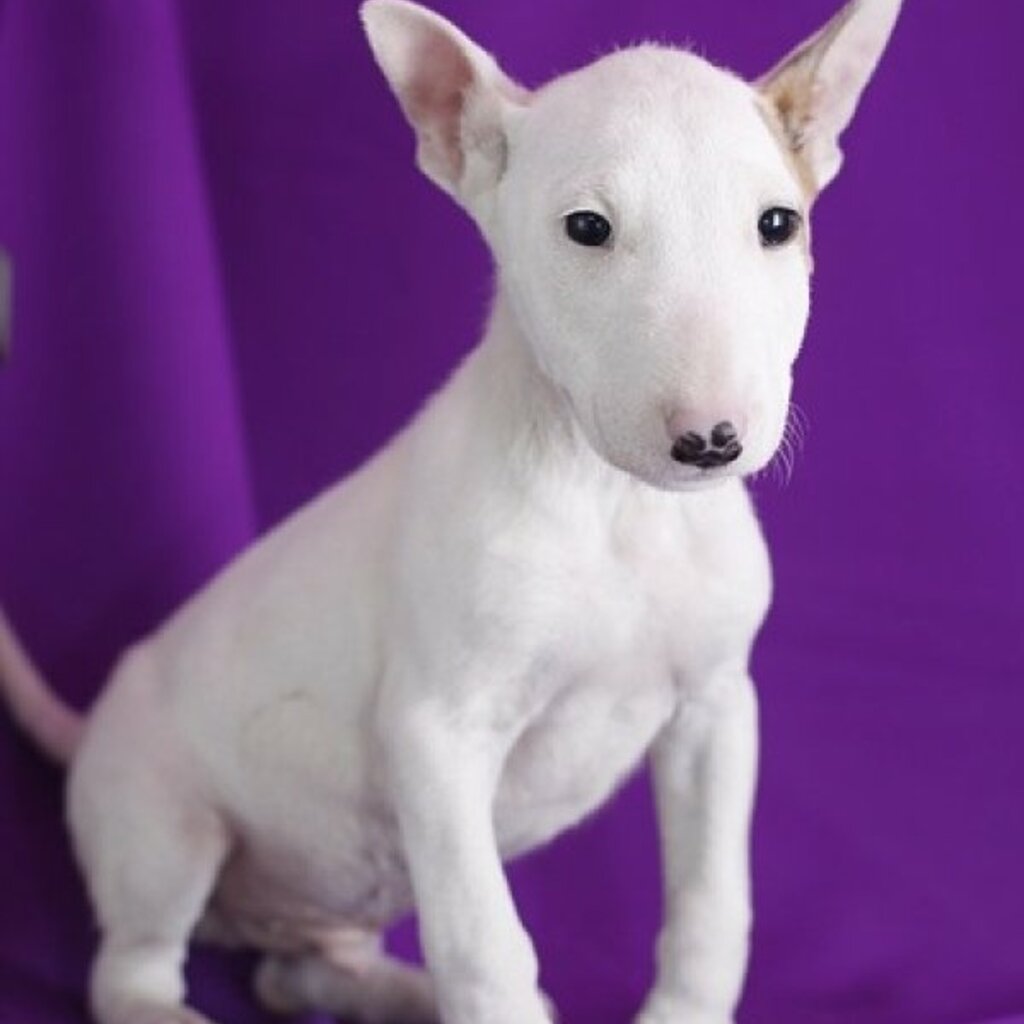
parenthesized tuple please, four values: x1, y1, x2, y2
(253, 927, 439, 1024)
(84, 798, 229, 1024)
(68, 682, 231, 1024)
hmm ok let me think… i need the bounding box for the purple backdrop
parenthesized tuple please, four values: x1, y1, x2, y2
(1, 1, 1022, 1022)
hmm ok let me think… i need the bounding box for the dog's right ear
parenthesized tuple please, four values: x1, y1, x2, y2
(757, 0, 902, 193)
(360, 0, 528, 207)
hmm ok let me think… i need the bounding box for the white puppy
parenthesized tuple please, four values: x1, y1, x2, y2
(0, 2, 902, 1022)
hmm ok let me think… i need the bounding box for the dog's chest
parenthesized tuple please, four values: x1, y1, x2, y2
(487, 485, 769, 855)
(493, 659, 675, 856)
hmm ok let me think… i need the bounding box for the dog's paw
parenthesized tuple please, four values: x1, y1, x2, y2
(635, 1014, 732, 1024)
(142, 1016, 216, 1024)
(117, 1004, 218, 1024)
(252, 955, 305, 1015)
(541, 989, 560, 1022)
(635, 1012, 733, 1024)
(633, 992, 733, 1024)
(254, 951, 443, 1023)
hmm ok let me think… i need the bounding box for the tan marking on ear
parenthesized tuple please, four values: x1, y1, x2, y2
(755, 0, 901, 192)
(755, 97, 817, 272)
(755, 96, 819, 204)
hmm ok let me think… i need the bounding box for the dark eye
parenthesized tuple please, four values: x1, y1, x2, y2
(758, 207, 801, 248)
(565, 210, 612, 247)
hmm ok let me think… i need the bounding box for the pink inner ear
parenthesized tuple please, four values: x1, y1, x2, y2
(403, 32, 477, 182)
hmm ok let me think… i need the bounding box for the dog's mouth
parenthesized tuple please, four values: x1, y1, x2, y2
(691, 456, 740, 472)
(668, 462, 744, 491)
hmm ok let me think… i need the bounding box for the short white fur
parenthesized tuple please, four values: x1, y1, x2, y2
(0, 2, 902, 1022)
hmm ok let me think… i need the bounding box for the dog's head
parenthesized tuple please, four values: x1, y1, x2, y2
(362, 0, 901, 490)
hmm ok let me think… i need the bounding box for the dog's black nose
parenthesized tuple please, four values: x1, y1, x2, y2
(710, 420, 738, 448)
(671, 421, 743, 468)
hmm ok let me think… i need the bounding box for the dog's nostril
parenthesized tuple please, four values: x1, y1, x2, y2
(710, 421, 738, 448)
(670, 432, 707, 464)
(718, 441, 743, 464)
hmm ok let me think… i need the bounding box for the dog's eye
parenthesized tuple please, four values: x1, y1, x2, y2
(758, 207, 801, 248)
(565, 211, 612, 247)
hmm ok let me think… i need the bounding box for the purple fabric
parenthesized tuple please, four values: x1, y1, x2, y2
(1, 1, 1021, 1022)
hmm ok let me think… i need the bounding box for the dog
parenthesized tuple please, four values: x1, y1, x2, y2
(0, 1, 902, 1021)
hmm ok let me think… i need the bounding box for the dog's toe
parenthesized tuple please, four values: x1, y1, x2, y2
(120, 1005, 219, 1024)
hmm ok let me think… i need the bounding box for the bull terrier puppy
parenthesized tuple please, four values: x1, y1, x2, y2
(0, 1, 902, 1021)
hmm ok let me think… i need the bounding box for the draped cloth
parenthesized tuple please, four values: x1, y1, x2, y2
(0, 2, 1021, 1022)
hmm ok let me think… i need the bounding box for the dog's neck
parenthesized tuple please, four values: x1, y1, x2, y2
(446, 289, 694, 518)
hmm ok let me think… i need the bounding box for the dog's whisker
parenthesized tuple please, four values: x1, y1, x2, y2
(759, 403, 809, 487)
(762, 424, 800, 488)
(789, 402, 811, 445)
(775, 442, 790, 487)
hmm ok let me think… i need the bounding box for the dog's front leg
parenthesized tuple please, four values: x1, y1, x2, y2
(383, 703, 550, 1024)
(636, 671, 758, 1024)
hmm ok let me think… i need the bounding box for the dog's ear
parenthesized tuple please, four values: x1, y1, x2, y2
(757, 0, 902, 192)
(360, 0, 528, 206)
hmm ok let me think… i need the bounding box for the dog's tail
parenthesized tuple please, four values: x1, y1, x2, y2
(0, 608, 84, 764)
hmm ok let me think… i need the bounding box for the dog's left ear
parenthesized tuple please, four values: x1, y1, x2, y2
(360, 0, 529, 209)
(757, 0, 902, 192)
